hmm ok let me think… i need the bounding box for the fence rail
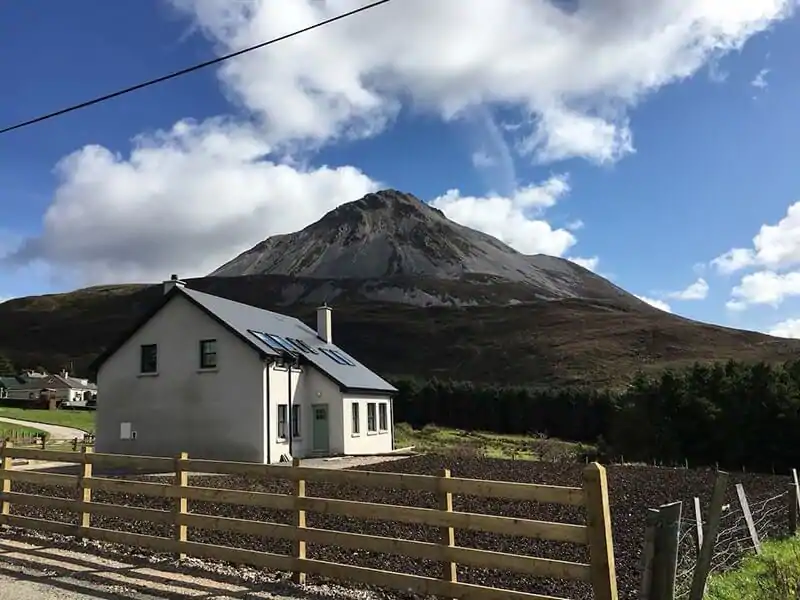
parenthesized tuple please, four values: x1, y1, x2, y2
(0, 443, 618, 600)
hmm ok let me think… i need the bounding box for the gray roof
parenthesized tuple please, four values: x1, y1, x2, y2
(181, 288, 396, 394)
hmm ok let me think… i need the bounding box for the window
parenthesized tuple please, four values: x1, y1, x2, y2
(140, 344, 158, 374)
(287, 337, 317, 354)
(367, 402, 377, 433)
(379, 403, 388, 431)
(320, 347, 355, 366)
(291, 404, 301, 438)
(199, 339, 217, 369)
(351, 402, 360, 435)
(277, 404, 288, 439)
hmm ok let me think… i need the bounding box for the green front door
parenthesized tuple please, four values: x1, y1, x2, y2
(312, 404, 329, 454)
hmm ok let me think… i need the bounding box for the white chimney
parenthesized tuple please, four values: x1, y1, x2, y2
(316, 304, 332, 344)
(163, 274, 186, 295)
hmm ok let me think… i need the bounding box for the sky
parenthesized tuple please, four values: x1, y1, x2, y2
(2, 1, 800, 338)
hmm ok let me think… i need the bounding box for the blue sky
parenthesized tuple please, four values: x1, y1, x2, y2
(2, 1, 800, 337)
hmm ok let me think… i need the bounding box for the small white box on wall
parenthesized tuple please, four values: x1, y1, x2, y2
(120, 422, 133, 440)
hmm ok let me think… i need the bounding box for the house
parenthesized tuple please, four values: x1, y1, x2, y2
(0, 371, 97, 406)
(90, 276, 397, 463)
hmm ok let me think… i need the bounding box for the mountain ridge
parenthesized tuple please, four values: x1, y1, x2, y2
(1, 189, 798, 387)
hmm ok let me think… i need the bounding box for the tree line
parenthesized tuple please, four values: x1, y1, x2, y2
(391, 359, 800, 473)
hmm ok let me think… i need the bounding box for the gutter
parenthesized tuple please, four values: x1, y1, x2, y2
(265, 361, 271, 465)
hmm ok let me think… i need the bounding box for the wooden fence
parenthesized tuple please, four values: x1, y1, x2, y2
(0, 443, 618, 600)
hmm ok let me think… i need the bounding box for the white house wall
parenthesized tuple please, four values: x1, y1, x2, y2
(269, 364, 345, 460)
(342, 394, 393, 455)
(95, 294, 266, 462)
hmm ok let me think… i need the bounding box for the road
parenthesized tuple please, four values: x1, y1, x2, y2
(0, 416, 88, 440)
(0, 538, 370, 600)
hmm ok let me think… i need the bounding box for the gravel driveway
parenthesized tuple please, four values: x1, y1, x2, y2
(0, 537, 385, 600)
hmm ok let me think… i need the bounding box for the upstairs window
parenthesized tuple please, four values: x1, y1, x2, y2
(367, 402, 377, 433)
(199, 339, 217, 369)
(140, 344, 158, 374)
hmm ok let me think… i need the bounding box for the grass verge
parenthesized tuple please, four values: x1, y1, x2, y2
(0, 406, 95, 432)
(705, 536, 800, 600)
(0, 423, 48, 442)
(393, 422, 592, 461)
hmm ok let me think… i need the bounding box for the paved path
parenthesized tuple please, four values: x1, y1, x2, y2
(0, 417, 87, 440)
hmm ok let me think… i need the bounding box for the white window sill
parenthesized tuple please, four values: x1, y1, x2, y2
(197, 367, 219, 373)
(379, 429, 389, 434)
(351, 433, 361, 437)
(137, 372, 158, 378)
(367, 430, 378, 436)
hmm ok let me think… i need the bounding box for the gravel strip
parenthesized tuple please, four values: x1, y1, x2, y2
(3, 455, 792, 599)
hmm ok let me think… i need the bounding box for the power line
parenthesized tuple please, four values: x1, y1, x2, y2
(0, 0, 393, 136)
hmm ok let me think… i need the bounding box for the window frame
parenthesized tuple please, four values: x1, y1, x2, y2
(291, 404, 301, 438)
(351, 402, 360, 435)
(378, 402, 388, 432)
(277, 404, 288, 439)
(199, 339, 218, 369)
(139, 344, 158, 374)
(367, 402, 377, 433)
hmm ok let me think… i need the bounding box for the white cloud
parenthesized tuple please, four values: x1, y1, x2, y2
(8, 119, 381, 284)
(635, 294, 672, 313)
(9, 0, 796, 285)
(430, 175, 575, 256)
(568, 256, 600, 272)
(728, 270, 800, 309)
(751, 67, 770, 89)
(668, 277, 709, 300)
(768, 318, 800, 338)
(170, 0, 794, 163)
(712, 201, 800, 274)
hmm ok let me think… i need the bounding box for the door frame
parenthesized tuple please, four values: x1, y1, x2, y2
(311, 403, 330, 454)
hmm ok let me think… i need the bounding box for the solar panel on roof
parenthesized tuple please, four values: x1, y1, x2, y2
(249, 330, 283, 353)
(320, 347, 354, 366)
(329, 349, 355, 366)
(286, 337, 317, 354)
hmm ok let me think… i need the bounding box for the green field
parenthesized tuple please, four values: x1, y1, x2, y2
(393, 423, 590, 461)
(705, 536, 800, 599)
(0, 407, 95, 433)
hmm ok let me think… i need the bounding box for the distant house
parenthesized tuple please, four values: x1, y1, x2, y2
(0, 371, 97, 406)
(90, 276, 397, 463)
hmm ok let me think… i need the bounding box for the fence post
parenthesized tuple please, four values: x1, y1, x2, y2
(583, 462, 618, 600)
(638, 508, 659, 600)
(651, 501, 682, 600)
(77, 446, 93, 540)
(0, 441, 11, 526)
(291, 457, 307, 585)
(688, 470, 729, 600)
(174, 452, 188, 559)
(438, 468, 458, 587)
(735, 483, 760, 554)
(693, 497, 704, 553)
(787, 483, 797, 536)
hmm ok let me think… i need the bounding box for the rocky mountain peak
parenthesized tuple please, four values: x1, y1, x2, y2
(209, 189, 638, 307)
(313, 189, 445, 230)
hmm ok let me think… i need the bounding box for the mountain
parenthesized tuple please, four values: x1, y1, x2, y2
(211, 189, 640, 308)
(1, 189, 799, 388)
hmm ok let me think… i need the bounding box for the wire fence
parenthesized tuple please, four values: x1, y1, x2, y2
(672, 488, 790, 599)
